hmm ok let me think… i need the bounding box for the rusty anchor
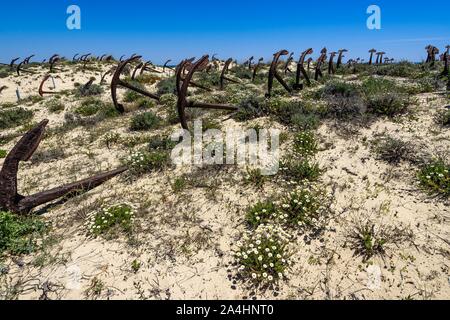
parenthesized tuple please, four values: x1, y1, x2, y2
(131, 62, 144, 80)
(252, 58, 264, 82)
(426, 46, 439, 66)
(307, 57, 313, 72)
(220, 58, 240, 90)
(314, 48, 328, 81)
(375, 52, 385, 64)
(140, 61, 162, 76)
(284, 52, 294, 75)
(328, 52, 337, 75)
(336, 49, 347, 69)
(0, 120, 127, 215)
(368, 49, 376, 65)
(442, 51, 449, 76)
(79, 77, 96, 95)
(48, 54, 61, 72)
(293, 48, 313, 90)
(247, 56, 254, 70)
(23, 55, 35, 65)
(176, 55, 238, 130)
(100, 67, 115, 84)
(266, 50, 293, 98)
(103, 55, 114, 62)
(16, 60, 35, 76)
(175, 57, 212, 92)
(163, 60, 173, 73)
(80, 53, 92, 70)
(38, 75, 61, 97)
(111, 56, 160, 113)
(9, 57, 21, 70)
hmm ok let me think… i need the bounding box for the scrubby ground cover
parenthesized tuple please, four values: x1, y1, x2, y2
(0, 58, 449, 300)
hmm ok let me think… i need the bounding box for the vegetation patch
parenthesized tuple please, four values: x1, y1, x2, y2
(293, 131, 318, 158)
(0, 211, 47, 256)
(372, 135, 412, 164)
(88, 204, 135, 237)
(348, 220, 412, 262)
(278, 184, 328, 229)
(234, 224, 291, 286)
(245, 201, 277, 228)
(435, 109, 450, 127)
(417, 159, 450, 197)
(126, 150, 170, 175)
(279, 158, 322, 182)
(0, 108, 34, 129)
(130, 111, 161, 131)
(47, 99, 65, 113)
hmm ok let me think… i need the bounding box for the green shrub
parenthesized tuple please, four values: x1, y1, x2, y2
(47, 99, 65, 113)
(76, 83, 103, 97)
(123, 81, 147, 103)
(130, 112, 161, 131)
(134, 97, 155, 109)
(290, 112, 320, 131)
(366, 93, 409, 116)
(126, 150, 170, 175)
(278, 184, 326, 228)
(372, 136, 412, 164)
(196, 71, 220, 87)
(172, 176, 188, 193)
(1, 102, 16, 109)
(232, 65, 253, 80)
(245, 201, 277, 228)
(244, 168, 267, 189)
(156, 77, 176, 95)
(234, 224, 291, 285)
(361, 77, 395, 96)
(374, 61, 422, 78)
(148, 136, 177, 151)
(293, 131, 318, 157)
(435, 109, 450, 127)
(348, 221, 412, 262)
(98, 102, 120, 119)
(0, 211, 47, 256)
(88, 204, 134, 236)
(0, 108, 34, 129)
(75, 98, 104, 116)
(320, 80, 361, 98)
(268, 99, 322, 129)
(417, 160, 450, 197)
(233, 96, 267, 121)
(0, 149, 7, 158)
(280, 158, 322, 182)
(320, 81, 365, 119)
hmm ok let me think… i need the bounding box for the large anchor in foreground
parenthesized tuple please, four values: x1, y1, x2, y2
(266, 50, 292, 98)
(111, 56, 160, 113)
(176, 55, 238, 130)
(0, 120, 127, 215)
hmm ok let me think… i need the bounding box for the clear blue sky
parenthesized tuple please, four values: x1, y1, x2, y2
(1, 0, 449, 64)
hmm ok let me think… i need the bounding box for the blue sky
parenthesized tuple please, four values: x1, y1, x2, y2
(1, 0, 449, 64)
